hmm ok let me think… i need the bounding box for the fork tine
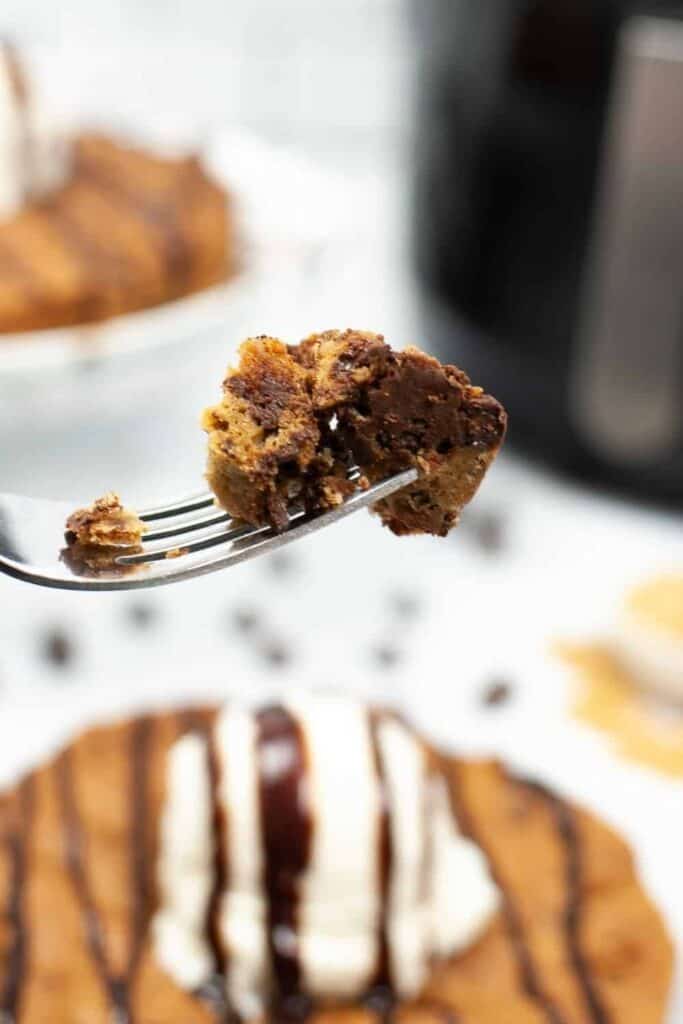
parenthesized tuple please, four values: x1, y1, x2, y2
(118, 519, 264, 565)
(140, 468, 363, 523)
(139, 492, 215, 522)
(117, 468, 417, 570)
(183, 467, 420, 568)
(144, 510, 231, 542)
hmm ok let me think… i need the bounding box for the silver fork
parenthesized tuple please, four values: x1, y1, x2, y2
(0, 468, 418, 591)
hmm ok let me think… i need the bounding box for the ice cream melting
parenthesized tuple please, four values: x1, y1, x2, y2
(154, 695, 500, 1019)
(0, 42, 69, 219)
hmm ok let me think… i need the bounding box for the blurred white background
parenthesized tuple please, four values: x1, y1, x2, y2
(7, 0, 411, 166)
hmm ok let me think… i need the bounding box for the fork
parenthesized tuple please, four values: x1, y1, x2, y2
(0, 467, 418, 591)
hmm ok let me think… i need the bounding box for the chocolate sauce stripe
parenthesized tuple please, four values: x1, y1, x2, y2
(368, 714, 393, 991)
(207, 726, 229, 978)
(446, 762, 563, 1024)
(521, 781, 609, 1024)
(56, 718, 155, 1022)
(171, 707, 227, 976)
(256, 705, 312, 1006)
(171, 710, 233, 1018)
(75, 159, 193, 287)
(0, 777, 35, 1022)
(50, 203, 133, 292)
(128, 717, 154, 980)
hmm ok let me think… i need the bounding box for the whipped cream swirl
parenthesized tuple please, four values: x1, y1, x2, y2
(154, 694, 499, 1018)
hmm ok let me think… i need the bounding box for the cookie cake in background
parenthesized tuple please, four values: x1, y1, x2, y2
(0, 689, 673, 1022)
(0, 41, 234, 335)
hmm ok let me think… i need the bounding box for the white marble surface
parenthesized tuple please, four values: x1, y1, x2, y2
(1, 5, 682, 1017)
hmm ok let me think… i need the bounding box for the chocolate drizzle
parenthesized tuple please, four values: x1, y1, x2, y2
(128, 718, 153, 983)
(173, 710, 236, 1021)
(368, 712, 393, 993)
(448, 763, 564, 1024)
(522, 781, 610, 1024)
(207, 726, 229, 978)
(255, 705, 312, 1013)
(75, 155, 193, 289)
(450, 762, 610, 1024)
(57, 718, 154, 1023)
(0, 708, 624, 1024)
(1, 778, 35, 1022)
(51, 201, 132, 315)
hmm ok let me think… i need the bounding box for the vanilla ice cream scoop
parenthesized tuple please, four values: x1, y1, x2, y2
(0, 42, 69, 219)
(154, 694, 499, 1018)
(613, 574, 683, 704)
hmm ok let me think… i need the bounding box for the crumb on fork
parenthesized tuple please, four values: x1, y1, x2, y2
(65, 492, 146, 549)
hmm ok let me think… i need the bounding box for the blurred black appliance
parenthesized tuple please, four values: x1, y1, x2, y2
(414, 2, 683, 500)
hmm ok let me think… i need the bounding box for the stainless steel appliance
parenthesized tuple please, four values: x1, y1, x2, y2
(414, 2, 683, 500)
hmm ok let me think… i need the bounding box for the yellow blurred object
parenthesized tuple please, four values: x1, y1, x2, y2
(626, 574, 683, 638)
(556, 642, 683, 778)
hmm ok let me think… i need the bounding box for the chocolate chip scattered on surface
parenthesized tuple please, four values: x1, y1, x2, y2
(388, 591, 421, 621)
(260, 638, 292, 668)
(232, 607, 261, 634)
(372, 643, 403, 670)
(481, 679, 514, 708)
(126, 602, 158, 629)
(42, 628, 75, 669)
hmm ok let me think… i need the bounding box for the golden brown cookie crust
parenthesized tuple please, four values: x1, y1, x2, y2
(0, 709, 672, 1023)
(203, 336, 321, 530)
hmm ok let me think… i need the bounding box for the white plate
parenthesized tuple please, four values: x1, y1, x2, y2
(0, 275, 257, 377)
